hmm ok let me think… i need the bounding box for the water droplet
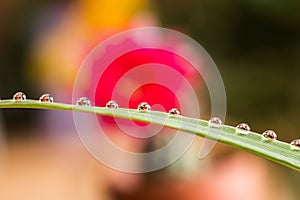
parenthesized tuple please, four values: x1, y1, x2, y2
(106, 100, 118, 109)
(208, 117, 223, 128)
(168, 108, 180, 117)
(76, 97, 91, 106)
(236, 123, 250, 135)
(39, 94, 54, 103)
(290, 139, 300, 149)
(137, 102, 151, 112)
(262, 130, 277, 140)
(13, 92, 26, 101)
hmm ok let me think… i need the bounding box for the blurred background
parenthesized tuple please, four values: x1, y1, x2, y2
(0, 0, 300, 199)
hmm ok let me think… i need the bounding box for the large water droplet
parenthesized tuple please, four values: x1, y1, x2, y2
(106, 100, 118, 109)
(168, 108, 180, 117)
(208, 117, 223, 128)
(262, 130, 277, 141)
(236, 123, 250, 135)
(39, 94, 54, 103)
(13, 92, 26, 101)
(76, 97, 91, 106)
(137, 102, 151, 112)
(290, 139, 300, 149)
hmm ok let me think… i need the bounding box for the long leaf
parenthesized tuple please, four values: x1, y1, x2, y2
(0, 99, 299, 171)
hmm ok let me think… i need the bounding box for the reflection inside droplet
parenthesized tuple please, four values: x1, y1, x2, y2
(137, 102, 151, 112)
(290, 139, 300, 149)
(262, 130, 277, 141)
(168, 108, 180, 117)
(208, 117, 223, 128)
(236, 123, 250, 135)
(106, 100, 118, 109)
(39, 94, 54, 103)
(76, 97, 91, 106)
(13, 92, 26, 101)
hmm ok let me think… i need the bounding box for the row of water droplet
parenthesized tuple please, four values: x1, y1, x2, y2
(208, 117, 300, 149)
(11, 92, 54, 103)
(8, 92, 172, 113)
(2, 92, 300, 149)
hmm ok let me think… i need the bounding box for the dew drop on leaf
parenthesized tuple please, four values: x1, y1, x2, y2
(76, 97, 91, 106)
(208, 117, 223, 128)
(290, 139, 300, 149)
(39, 94, 54, 103)
(106, 100, 118, 109)
(236, 123, 250, 135)
(168, 108, 180, 117)
(13, 92, 26, 101)
(262, 130, 277, 141)
(137, 102, 151, 112)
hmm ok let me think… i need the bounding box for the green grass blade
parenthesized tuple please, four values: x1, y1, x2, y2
(0, 99, 299, 171)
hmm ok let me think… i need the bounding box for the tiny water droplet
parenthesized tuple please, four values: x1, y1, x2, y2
(168, 108, 180, 117)
(137, 102, 151, 112)
(13, 92, 26, 101)
(208, 117, 223, 128)
(236, 123, 250, 135)
(262, 130, 277, 140)
(76, 97, 91, 106)
(39, 94, 54, 103)
(106, 100, 118, 109)
(290, 139, 300, 149)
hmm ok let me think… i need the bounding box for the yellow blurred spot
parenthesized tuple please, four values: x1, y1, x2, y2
(80, 0, 147, 28)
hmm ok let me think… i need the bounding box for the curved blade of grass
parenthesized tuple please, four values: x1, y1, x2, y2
(0, 99, 300, 171)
